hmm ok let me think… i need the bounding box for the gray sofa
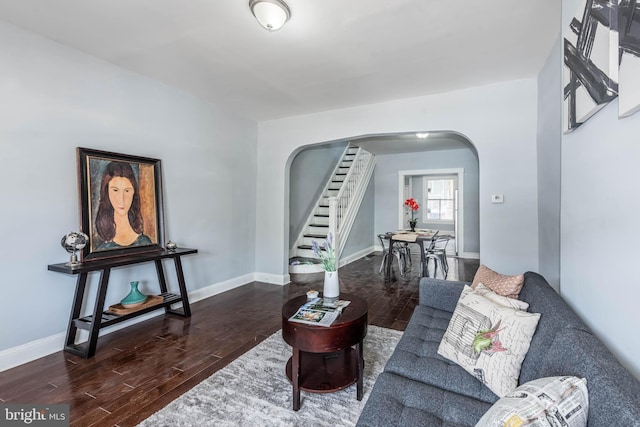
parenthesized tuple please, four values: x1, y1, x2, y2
(357, 272, 640, 426)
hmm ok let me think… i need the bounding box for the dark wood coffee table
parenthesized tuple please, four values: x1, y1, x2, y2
(281, 293, 368, 411)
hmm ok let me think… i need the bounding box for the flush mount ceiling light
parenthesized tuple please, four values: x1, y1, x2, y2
(416, 133, 430, 139)
(249, 0, 291, 31)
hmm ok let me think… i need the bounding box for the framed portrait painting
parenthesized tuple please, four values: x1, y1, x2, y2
(76, 148, 165, 261)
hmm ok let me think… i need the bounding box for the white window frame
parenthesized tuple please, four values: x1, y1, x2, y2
(422, 175, 457, 224)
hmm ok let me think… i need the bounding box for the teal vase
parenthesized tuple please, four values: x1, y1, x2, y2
(121, 281, 147, 307)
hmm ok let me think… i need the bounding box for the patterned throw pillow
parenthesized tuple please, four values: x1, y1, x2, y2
(437, 285, 540, 397)
(471, 264, 524, 299)
(476, 376, 589, 427)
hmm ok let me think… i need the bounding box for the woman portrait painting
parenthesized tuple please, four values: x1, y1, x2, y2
(93, 161, 153, 250)
(78, 148, 163, 260)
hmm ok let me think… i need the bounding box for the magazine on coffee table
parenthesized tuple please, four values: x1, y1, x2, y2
(288, 298, 351, 327)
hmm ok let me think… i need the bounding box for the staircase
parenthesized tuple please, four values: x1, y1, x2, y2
(289, 145, 375, 273)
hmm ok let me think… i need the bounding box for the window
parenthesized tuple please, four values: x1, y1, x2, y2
(423, 177, 456, 223)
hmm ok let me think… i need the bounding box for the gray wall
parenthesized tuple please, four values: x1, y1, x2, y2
(0, 22, 257, 352)
(536, 36, 562, 291)
(374, 149, 480, 254)
(288, 142, 347, 248)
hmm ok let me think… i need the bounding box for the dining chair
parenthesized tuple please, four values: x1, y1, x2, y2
(423, 235, 451, 278)
(378, 234, 405, 275)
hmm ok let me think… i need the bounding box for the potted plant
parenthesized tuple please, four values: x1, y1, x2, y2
(311, 232, 339, 301)
(404, 198, 420, 232)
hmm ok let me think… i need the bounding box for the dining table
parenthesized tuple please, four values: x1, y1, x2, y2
(383, 229, 439, 277)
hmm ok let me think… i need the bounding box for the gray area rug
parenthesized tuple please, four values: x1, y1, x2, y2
(137, 325, 402, 427)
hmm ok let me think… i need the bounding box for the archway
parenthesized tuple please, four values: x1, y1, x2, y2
(286, 130, 479, 272)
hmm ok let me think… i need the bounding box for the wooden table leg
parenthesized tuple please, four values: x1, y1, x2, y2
(173, 256, 191, 317)
(292, 347, 301, 411)
(86, 267, 110, 358)
(357, 341, 364, 400)
(65, 273, 88, 351)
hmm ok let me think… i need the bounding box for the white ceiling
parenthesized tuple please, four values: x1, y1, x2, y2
(350, 131, 475, 155)
(0, 0, 560, 123)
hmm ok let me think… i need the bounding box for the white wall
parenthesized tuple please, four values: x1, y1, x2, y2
(552, 0, 640, 379)
(537, 36, 562, 291)
(561, 101, 640, 380)
(0, 22, 257, 361)
(256, 79, 540, 278)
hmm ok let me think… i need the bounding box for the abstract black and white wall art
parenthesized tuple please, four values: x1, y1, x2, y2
(564, 0, 619, 133)
(618, 0, 640, 117)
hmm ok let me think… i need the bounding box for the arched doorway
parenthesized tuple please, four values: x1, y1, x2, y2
(287, 131, 479, 272)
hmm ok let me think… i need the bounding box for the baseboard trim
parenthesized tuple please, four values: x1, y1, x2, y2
(0, 271, 289, 372)
(339, 246, 376, 267)
(253, 272, 290, 285)
(459, 252, 480, 259)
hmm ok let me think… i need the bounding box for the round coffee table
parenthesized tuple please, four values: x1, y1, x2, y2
(281, 293, 368, 411)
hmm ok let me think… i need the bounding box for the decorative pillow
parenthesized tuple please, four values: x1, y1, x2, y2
(471, 264, 524, 299)
(476, 376, 589, 427)
(474, 283, 529, 311)
(437, 285, 540, 397)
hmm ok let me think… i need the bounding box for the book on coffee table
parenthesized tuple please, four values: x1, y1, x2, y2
(288, 298, 351, 327)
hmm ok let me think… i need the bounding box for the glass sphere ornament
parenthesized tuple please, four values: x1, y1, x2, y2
(61, 231, 89, 266)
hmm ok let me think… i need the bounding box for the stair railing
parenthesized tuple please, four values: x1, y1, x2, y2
(328, 147, 375, 260)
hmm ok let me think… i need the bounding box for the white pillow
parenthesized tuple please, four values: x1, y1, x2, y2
(474, 283, 529, 311)
(476, 376, 589, 427)
(437, 285, 540, 397)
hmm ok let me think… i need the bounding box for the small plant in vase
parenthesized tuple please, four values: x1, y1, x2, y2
(404, 198, 420, 232)
(311, 232, 339, 301)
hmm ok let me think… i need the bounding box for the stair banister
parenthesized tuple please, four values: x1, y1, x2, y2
(332, 147, 375, 258)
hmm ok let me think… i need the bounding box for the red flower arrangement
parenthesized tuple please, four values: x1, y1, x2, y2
(404, 198, 419, 230)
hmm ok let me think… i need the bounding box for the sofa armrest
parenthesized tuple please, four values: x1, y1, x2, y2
(419, 277, 468, 313)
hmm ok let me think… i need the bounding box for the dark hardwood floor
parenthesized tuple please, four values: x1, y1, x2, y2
(0, 251, 478, 426)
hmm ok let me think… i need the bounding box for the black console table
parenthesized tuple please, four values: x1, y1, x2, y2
(48, 248, 197, 358)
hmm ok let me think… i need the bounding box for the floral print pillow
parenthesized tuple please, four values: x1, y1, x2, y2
(437, 285, 541, 397)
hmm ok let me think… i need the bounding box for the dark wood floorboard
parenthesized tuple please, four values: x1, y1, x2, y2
(0, 251, 478, 426)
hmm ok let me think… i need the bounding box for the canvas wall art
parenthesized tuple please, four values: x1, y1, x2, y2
(564, 0, 619, 132)
(76, 148, 165, 261)
(618, 0, 640, 117)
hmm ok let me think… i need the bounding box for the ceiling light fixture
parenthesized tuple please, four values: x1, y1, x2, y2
(416, 133, 430, 139)
(249, 0, 291, 32)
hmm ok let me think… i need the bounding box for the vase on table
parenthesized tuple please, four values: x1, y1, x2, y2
(409, 220, 417, 232)
(121, 281, 147, 308)
(323, 270, 340, 303)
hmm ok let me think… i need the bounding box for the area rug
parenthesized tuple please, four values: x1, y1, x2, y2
(137, 325, 402, 427)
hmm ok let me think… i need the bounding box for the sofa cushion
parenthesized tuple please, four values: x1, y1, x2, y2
(356, 371, 492, 427)
(437, 285, 540, 397)
(471, 264, 524, 298)
(419, 277, 466, 312)
(517, 272, 590, 384)
(384, 304, 499, 403)
(476, 376, 589, 427)
(538, 328, 640, 426)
